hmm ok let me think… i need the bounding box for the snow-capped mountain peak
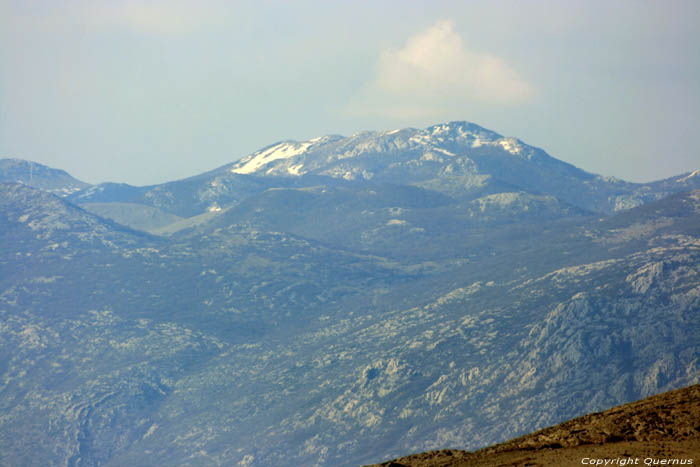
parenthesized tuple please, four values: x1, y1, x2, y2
(231, 141, 314, 175)
(227, 121, 530, 179)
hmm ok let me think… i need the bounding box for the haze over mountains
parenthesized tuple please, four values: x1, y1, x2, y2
(1, 121, 699, 466)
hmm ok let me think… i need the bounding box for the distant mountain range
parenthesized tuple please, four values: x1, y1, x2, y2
(7, 122, 700, 227)
(1, 121, 699, 466)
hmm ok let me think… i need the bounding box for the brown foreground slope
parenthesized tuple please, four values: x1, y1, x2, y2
(368, 384, 700, 467)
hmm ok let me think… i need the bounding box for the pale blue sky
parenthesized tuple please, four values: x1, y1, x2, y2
(1, 0, 699, 185)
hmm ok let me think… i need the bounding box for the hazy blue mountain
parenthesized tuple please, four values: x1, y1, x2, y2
(1, 121, 699, 467)
(198, 184, 590, 261)
(0, 158, 90, 196)
(80, 202, 184, 234)
(67, 174, 272, 218)
(58, 121, 700, 235)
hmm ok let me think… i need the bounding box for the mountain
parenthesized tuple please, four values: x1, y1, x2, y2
(60, 122, 700, 235)
(0, 183, 416, 466)
(0, 182, 148, 253)
(224, 122, 700, 213)
(67, 173, 277, 218)
(368, 383, 700, 466)
(1, 121, 699, 466)
(198, 184, 589, 262)
(0, 158, 90, 196)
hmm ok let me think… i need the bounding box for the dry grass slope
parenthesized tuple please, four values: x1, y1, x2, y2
(368, 384, 700, 467)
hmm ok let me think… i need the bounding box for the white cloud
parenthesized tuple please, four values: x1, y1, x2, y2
(347, 20, 533, 119)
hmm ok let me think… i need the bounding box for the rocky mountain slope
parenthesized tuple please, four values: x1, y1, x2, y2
(1, 121, 699, 466)
(0, 158, 90, 196)
(369, 383, 700, 466)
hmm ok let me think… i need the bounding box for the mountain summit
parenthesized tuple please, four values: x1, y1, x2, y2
(227, 121, 592, 204)
(223, 121, 699, 213)
(0, 158, 90, 195)
(230, 122, 540, 179)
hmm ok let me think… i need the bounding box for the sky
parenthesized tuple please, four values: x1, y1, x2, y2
(1, 0, 699, 186)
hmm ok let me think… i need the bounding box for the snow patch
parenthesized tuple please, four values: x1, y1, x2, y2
(431, 124, 450, 135)
(386, 219, 407, 226)
(409, 134, 431, 145)
(678, 170, 700, 182)
(432, 147, 456, 156)
(288, 163, 305, 175)
(232, 141, 312, 174)
(496, 138, 523, 155)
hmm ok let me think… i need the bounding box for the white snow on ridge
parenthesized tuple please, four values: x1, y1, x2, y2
(678, 170, 700, 182)
(287, 163, 305, 175)
(432, 147, 456, 157)
(232, 142, 312, 174)
(431, 124, 451, 135)
(409, 134, 431, 145)
(496, 138, 523, 155)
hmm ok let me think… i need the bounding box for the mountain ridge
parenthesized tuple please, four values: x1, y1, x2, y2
(0, 158, 90, 196)
(4, 121, 699, 228)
